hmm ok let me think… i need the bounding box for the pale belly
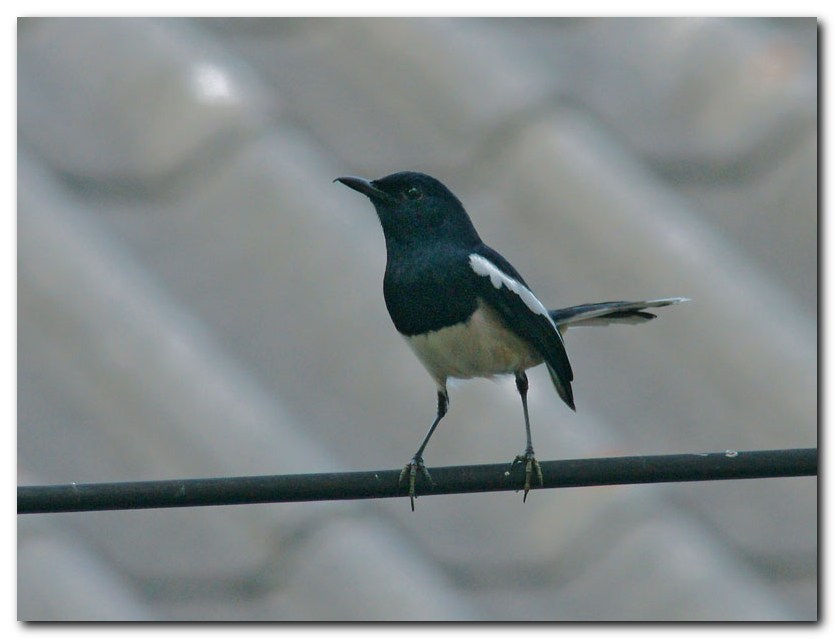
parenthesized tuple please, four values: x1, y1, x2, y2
(404, 300, 542, 386)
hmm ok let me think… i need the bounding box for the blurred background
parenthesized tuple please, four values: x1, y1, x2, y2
(17, 17, 817, 621)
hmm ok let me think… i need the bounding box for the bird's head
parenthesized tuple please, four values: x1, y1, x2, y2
(335, 171, 481, 248)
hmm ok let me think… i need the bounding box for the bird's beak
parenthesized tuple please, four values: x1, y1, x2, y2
(334, 176, 393, 203)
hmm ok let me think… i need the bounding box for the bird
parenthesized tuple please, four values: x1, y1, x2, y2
(335, 171, 686, 510)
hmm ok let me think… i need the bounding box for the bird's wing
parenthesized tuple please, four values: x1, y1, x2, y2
(468, 247, 575, 410)
(551, 298, 689, 331)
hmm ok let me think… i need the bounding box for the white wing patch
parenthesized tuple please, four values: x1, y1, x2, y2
(469, 254, 557, 330)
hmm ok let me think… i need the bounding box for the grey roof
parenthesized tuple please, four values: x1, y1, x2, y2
(18, 17, 817, 621)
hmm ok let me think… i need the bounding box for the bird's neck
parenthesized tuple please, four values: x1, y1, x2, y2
(382, 221, 481, 255)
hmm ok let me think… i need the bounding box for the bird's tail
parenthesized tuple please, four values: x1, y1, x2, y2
(550, 297, 689, 332)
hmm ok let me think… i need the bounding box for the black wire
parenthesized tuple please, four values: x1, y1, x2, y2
(17, 447, 817, 514)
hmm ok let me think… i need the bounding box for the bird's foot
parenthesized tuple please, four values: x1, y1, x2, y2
(511, 449, 544, 502)
(399, 456, 433, 511)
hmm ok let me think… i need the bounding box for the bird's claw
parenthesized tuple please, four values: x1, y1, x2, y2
(512, 450, 543, 502)
(399, 456, 433, 511)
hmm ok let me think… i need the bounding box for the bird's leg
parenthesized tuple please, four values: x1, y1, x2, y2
(399, 389, 448, 511)
(511, 371, 543, 501)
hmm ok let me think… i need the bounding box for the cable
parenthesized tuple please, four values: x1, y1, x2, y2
(18, 447, 817, 514)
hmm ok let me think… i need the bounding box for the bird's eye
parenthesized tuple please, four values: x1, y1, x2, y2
(404, 186, 423, 200)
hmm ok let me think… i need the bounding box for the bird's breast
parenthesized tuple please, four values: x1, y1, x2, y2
(383, 249, 478, 335)
(404, 299, 542, 385)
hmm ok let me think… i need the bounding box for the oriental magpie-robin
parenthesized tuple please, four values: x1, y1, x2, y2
(336, 171, 686, 509)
